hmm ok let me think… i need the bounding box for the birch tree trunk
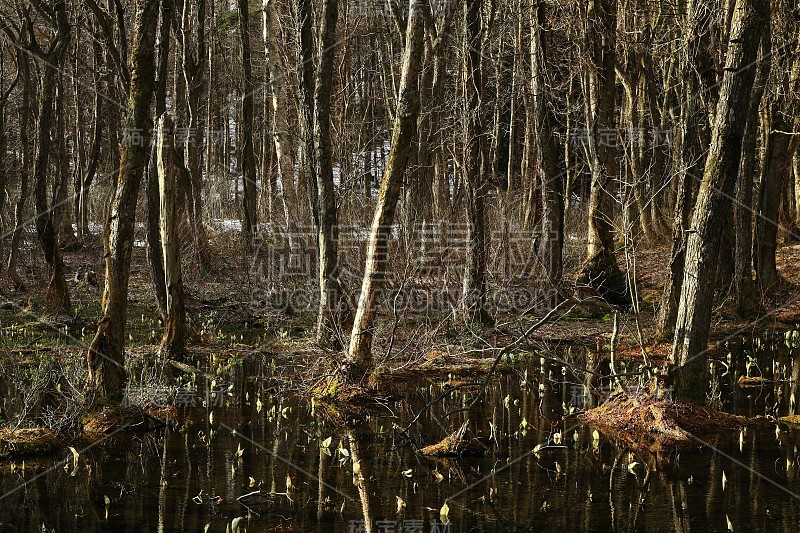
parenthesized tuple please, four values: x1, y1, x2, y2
(263, 0, 297, 240)
(88, 0, 160, 401)
(347, 0, 426, 372)
(157, 114, 187, 357)
(671, 0, 767, 402)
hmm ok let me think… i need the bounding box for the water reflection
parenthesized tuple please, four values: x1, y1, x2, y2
(1, 339, 800, 531)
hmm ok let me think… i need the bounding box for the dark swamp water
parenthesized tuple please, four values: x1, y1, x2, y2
(3, 333, 800, 532)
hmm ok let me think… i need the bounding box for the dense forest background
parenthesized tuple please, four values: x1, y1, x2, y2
(0, 0, 798, 403)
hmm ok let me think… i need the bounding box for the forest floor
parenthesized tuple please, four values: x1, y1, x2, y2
(2, 232, 800, 370)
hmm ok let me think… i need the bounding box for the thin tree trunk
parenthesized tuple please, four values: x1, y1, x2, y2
(238, 0, 258, 243)
(347, 0, 426, 371)
(531, 0, 564, 307)
(7, 47, 30, 292)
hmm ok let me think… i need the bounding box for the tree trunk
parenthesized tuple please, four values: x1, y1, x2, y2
(263, 0, 297, 240)
(238, 0, 258, 244)
(88, 0, 160, 402)
(734, 30, 770, 315)
(32, 2, 72, 314)
(671, 0, 767, 403)
(146, 0, 172, 321)
(531, 0, 564, 308)
(578, 0, 629, 306)
(157, 114, 187, 357)
(182, 0, 212, 271)
(314, 0, 350, 348)
(6, 47, 30, 292)
(347, 0, 426, 371)
(460, 0, 490, 323)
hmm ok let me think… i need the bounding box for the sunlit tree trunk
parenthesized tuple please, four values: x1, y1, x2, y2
(347, 0, 426, 371)
(157, 114, 187, 357)
(263, 0, 297, 239)
(671, 0, 767, 402)
(88, 0, 160, 401)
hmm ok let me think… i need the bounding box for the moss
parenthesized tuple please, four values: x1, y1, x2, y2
(0, 427, 63, 460)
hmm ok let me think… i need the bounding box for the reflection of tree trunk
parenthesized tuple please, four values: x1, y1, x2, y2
(32, 3, 72, 314)
(88, 0, 160, 401)
(347, 0, 426, 369)
(347, 429, 373, 533)
(238, 0, 258, 244)
(671, 0, 767, 402)
(158, 115, 187, 357)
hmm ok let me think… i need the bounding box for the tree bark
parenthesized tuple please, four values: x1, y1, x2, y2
(238, 0, 258, 244)
(460, 0, 490, 323)
(157, 114, 187, 357)
(314, 0, 350, 348)
(578, 0, 629, 306)
(347, 0, 427, 371)
(671, 0, 767, 402)
(531, 0, 564, 308)
(88, 0, 160, 401)
(31, 1, 72, 314)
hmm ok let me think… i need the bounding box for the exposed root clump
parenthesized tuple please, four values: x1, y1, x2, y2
(0, 427, 63, 460)
(420, 420, 488, 457)
(81, 405, 171, 442)
(581, 394, 768, 450)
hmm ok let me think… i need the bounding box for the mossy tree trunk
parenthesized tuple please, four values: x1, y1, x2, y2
(671, 0, 767, 403)
(88, 0, 160, 402)
(347, 0, 427, 371)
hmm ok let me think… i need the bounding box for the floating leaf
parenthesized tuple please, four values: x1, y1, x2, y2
(726, 514, 733, 531)
(433, 469, 444, 483)
(321, 436, 332, 448)
(286, 474, 292, 491)
(628, 461, 639, 474)
(209, 412, 214, 425)
(396, 496, 406, 513)
(722, 471, 727, 491)
(402, 468, 413, 478)
(553, 432, 562, 444)
(440, 501, 450, 522)
(249, 477, 256, 487)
